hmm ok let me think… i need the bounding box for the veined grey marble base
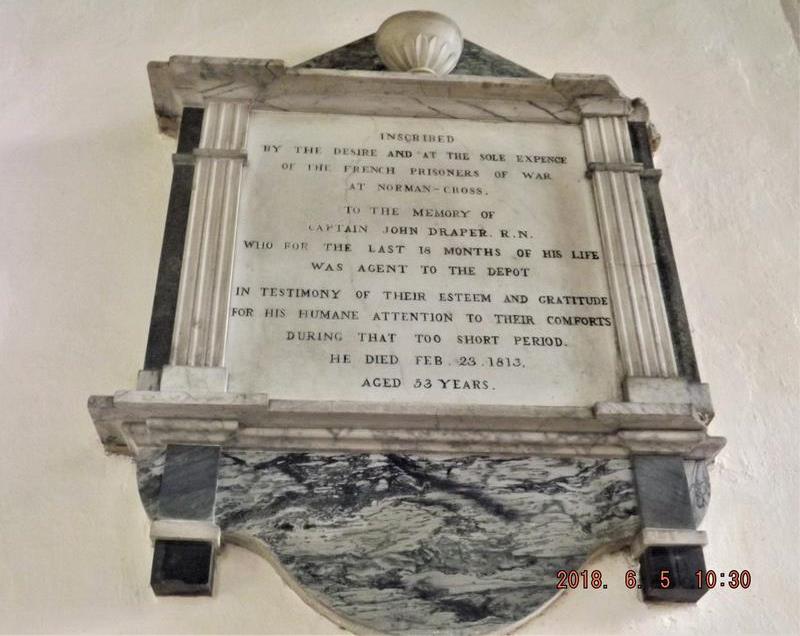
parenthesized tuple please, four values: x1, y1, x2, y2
(138, 451, 639, 635)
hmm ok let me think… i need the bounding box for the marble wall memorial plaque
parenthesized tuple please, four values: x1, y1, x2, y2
(227, 111, 620, 405)
(89, 11, 726, 634)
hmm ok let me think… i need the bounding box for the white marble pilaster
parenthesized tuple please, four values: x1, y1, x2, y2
(581, 114, 678, 378)
(170, 101, 250, 379)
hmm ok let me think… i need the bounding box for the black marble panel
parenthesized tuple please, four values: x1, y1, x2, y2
(639, 545, 708, 603)
(157, 445, 220, 521)
(629, 121, 700, 382)
(175, 107, 204, 154)
(455, 40, 541, 78)
(143, 107, 203, 371)
(633, 455, 694, 529)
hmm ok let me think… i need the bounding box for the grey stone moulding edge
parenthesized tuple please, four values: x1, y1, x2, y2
(88, 393, 726, 460)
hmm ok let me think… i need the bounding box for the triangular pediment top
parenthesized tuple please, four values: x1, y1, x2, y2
(295, 34, 543, 79)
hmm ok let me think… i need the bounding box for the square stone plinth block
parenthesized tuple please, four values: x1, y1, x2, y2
(151, 539, 215, 596)
(639, 545, 708, 603)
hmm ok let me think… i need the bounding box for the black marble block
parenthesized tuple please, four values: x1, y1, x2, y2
(144, 107, 204, 371)
(157, 445, 220, 521)
(639, 546, 708, 603)
(151, 539, 215, 596)
(633, 455, 695, 529)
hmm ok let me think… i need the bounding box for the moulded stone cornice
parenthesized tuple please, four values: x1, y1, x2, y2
(88, 391, 725, 460)
(148, 55, 632, 136)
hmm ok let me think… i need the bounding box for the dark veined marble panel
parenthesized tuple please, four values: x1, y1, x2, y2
(138, 450, 638, 635)
(296, 35, 542, 79)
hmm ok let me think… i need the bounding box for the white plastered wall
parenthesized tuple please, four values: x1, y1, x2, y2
(0, 1, 797, 634)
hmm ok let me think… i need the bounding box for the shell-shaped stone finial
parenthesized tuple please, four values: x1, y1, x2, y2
(375, 11, 463, 75)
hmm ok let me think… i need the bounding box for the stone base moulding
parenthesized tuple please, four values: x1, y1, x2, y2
(150, 519, 222, 547)
(88, 391, 725, 459)
(624, 377, 713, 420)
(630, 527, 708, 558)
(159, 365, 229, 392)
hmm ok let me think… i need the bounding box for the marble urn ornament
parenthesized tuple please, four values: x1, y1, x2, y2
(375, 10, 463, 74)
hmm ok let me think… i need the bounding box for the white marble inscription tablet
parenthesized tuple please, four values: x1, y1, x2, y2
(226, 111, 621, 405)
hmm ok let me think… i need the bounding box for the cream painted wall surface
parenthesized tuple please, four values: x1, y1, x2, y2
(0, 1, 797, 634)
